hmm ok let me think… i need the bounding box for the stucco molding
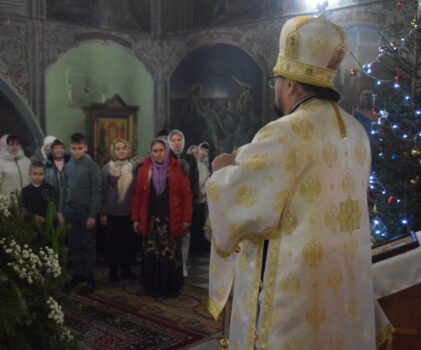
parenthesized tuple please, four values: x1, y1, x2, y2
(40, 21, 156, 78)
(40, 22, 91, 70)
(0, 18, 31, 102)
(166, 24, 275, 81)
(131, 37, 162, 79)
(328, 2, 413, 34)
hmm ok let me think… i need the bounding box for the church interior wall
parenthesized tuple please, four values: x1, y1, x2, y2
(0, 0, 415, 156)
(45, 42, 154, 157)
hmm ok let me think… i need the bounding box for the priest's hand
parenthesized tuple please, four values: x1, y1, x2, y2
(212, 153, 236, 172)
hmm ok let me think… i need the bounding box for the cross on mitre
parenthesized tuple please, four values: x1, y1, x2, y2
(317, 1, 329, 17)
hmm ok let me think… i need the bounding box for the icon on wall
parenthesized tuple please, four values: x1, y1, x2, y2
(89, 94, 138, 167)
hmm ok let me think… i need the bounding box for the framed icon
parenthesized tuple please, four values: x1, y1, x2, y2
(89, 94, 138, 167)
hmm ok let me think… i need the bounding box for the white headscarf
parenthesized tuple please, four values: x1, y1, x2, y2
(198, 141, 210, 168)
(41, 135, 57, 159)
(187, 144, 198, 154)
(168, 129, 186, 156)
(0, 134, 25, 161)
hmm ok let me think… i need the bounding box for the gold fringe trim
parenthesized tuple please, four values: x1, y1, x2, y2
(329, 101, 347, 138)
(208, 297, 224, 321)
(376, 323, 395, 349)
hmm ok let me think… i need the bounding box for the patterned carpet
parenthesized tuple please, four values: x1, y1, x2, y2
(64, 265, 221, 349)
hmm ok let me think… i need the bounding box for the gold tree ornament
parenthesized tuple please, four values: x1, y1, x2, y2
(220, 337, 229, 349)
(349, 69, 356, 77)
(410, 176, 419, 184)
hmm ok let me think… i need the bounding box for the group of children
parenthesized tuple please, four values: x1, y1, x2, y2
(1, 129, 211, 295)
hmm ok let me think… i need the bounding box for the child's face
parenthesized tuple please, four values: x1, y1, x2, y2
(114, 142, 129, 160)
(70, 143, 87, 159)
(30, 167, 45, 186)
(52, 145, 65, 159)
(7, 141, 19, 155)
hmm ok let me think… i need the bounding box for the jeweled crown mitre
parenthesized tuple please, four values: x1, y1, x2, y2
(273, 15, 347, 88)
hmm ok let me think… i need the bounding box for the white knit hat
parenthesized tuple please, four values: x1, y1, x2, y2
(41, 135, 57, 158)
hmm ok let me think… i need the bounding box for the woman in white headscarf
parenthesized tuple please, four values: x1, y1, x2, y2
(168, 129, 199, 277)
(198, 141, 211, 171)
(187, 144, 210, 253)
(0, 134, 31, 196)
(41, 135, 57, 159)
(100, 138, 137, 282)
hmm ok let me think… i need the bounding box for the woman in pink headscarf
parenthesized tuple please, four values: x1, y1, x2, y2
(132, 138, 192, 297)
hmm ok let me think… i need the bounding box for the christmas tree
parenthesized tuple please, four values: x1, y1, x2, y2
(351, 0, 421, 245)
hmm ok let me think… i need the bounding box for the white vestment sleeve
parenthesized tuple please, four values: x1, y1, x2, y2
(207, 121, 295, 257)
(207, 121, 295, 320)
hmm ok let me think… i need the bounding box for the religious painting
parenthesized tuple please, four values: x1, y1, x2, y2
(170, 44, 263, 156)
(46, 0, 151, 33)
(89, 95, 138, 167)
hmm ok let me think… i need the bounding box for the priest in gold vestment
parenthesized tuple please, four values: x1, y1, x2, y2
(206, 14, 393, 350)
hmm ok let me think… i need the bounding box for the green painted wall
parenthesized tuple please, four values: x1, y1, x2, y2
(46, 43, 154, 157)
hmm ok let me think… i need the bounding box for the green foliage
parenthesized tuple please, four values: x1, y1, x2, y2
(369, 93, 421, 244)
(0, 195, 75, 349)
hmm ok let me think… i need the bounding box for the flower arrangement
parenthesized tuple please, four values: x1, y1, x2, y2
(0, 195, 75, 349)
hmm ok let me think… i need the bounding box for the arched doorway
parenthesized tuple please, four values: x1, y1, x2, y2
(46, 42, 154, 156)
(0, 78, 43, 156)
(170, 43, 263, 155)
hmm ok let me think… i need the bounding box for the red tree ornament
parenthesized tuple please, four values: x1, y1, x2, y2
(395, 75, 401, 82)
(388, 196, 394, 204)
(397, 1, 403, 7)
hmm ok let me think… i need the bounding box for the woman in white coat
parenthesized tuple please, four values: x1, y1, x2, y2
(0, 134, 31, 196)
